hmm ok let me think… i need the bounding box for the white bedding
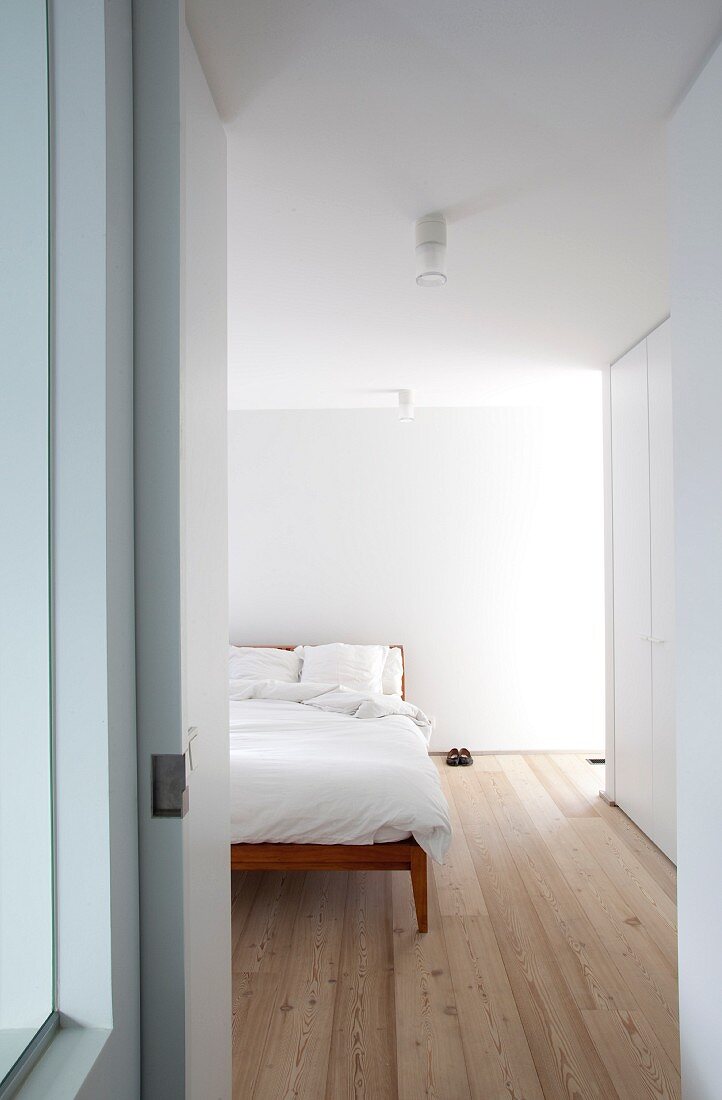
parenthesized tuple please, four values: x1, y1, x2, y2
(229, 688, 451, 862)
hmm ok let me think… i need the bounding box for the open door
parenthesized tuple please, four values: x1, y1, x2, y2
(134, 2, 231, 1096)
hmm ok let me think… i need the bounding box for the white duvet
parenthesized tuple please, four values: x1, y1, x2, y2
(229, 682, 451, 862)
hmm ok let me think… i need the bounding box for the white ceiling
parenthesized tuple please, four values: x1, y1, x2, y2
(187, 0, 722, 409)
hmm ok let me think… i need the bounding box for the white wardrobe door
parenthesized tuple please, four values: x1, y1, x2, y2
(647, 319, 676, 862)
(611, 340, 654, 838)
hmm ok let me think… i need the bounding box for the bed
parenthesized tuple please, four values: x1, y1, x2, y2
(228, 645, 451, 932)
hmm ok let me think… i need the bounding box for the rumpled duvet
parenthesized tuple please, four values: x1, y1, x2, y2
(229, 679, 432, 736)
(229, 680, 451, 861)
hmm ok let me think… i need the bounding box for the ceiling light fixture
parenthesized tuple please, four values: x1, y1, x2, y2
(415, 213, 447, 287)
(398, 389, 415, 422)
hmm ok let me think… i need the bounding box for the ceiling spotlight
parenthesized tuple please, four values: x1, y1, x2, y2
(415, 213, 447, 287)
(398, 389, 415, 422)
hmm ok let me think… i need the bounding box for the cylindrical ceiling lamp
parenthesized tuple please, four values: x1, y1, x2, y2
(398, 389, 415, 421)
(415, 213, 447, 287)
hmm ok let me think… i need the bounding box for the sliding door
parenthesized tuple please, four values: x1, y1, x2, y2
(134, 2, 231, 1095)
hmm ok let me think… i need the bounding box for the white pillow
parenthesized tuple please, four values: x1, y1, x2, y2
(297, 643, 389, 693)
(382, 647, 404, 696)
(228, 646, 301, 683)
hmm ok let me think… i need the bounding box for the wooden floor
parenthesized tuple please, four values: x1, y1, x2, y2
(231, 755, 679, 1099)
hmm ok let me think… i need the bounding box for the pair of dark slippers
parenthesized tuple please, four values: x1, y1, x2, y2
(446, 747, 473, 766)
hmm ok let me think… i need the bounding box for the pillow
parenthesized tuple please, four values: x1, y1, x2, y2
(382, 647, 404, 696)
(228, 646, 301, 683)
(297, 643, 389, 693)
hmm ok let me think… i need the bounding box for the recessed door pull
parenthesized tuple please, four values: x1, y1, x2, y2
(151, 753, 189, 818)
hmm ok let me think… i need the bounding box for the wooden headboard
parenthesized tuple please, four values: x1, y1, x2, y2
(234, 644, 405, 700)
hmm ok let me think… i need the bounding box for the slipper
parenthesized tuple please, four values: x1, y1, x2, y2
(446, 748, 460, 766)
(458, 747, 474, 766)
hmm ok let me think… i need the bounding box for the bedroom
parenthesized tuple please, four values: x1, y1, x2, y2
(2, 1, 722, 1098)
(183, 1, 679, 1095)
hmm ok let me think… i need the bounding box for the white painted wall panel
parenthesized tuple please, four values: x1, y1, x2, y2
(670, 38, 722, 1100)
(610, 320, 676, 860)
(611, 341, 654, 838)
(228, 393, 605, 754)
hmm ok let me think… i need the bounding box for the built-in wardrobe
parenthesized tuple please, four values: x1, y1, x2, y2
(609, 317, 676, 862)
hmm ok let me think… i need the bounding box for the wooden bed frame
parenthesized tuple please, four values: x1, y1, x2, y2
(229, 643, 428, 932)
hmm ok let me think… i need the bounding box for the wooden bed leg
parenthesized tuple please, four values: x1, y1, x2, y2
(410, 845, 428, 933)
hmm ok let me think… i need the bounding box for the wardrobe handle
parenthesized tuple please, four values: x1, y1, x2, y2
(640, 634, 666, 644)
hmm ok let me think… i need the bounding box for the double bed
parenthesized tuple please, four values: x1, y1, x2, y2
(228, 644, 451, 932)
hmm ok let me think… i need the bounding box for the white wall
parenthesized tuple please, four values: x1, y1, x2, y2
(670, 39, 722, 1100)
(228, 385, 605, 753)
(181, 22, 231, 1100)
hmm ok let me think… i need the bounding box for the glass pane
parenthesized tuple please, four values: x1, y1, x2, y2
(0, 0, 54, 1084)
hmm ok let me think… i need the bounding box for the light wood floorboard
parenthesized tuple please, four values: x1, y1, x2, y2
(326, 870, 398, 1099)
(232, 754, 678, 1098)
